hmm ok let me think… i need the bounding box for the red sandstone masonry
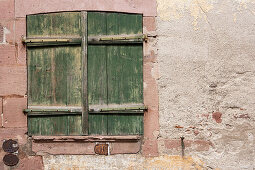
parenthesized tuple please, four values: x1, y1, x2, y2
(0, 0, 14, 20)
(0, 45, 16, 66)
(32, 142, 96, 155)
(15, 18, 26, 65)
(0, 127, 27, 144)
(142, 17, 159, 157)
(111, 142, 141, 154)
(17, 156, 43, 170)
(164, 139, 213, 152)
(143, 17, 156, 32)
(3, 97, 27, 128)
(0, 20, 15, 44)
(0, 65, 27, 96)
(0, 97, 2, 127)
(15, 0, 157, 17)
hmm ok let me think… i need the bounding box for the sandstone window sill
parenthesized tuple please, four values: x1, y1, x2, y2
(31, 135, 142, 155)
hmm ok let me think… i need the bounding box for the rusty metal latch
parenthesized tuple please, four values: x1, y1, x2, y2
(94, 143, 109, 155)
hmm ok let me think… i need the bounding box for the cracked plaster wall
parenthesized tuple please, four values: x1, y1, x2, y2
(157, 0, 255, 169)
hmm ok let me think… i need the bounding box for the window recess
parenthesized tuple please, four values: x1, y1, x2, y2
(24, 11, 145, 136)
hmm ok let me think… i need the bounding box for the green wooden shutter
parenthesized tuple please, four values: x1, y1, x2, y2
(87, 12, 143, 135)
(26, 11, 144, 136)
(27, 12, 83, 135)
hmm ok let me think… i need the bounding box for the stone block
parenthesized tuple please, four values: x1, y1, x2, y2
(0, 98, 2, 128)
(3, 97, 27, 128)
(0, 20, 15, 45)
(32, 142, 95, 155)
(15, 0, 157, 17)
(18, 156, 43, 170)
(0, 66, 27, 96)
(15, 18, 26, 65)
(164, 139, 213, 152)
(110, 142, 141, 154)
(142, 139, 159, 157)
(0, 45, 16, 66)
(0, 0, 14, 20)
(0, 127, 27, 144)
(143, 17, 156, 32)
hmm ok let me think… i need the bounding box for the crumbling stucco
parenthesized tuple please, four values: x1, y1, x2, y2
(157, 0, 255, 169)
(43, 155, 208, 170)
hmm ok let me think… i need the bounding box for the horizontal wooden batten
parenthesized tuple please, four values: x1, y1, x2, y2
(23, 34, 147, 46)
(24, 105, 147, 116)
(32, 135, 141, 142)
(23, 37, 82, 46)
(88, 34, 146, 44)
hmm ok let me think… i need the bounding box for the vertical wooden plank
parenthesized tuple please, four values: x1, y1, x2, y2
(66, 46, 82, 106)
(28, 117, 41, 136)
(81, 11, 88, 135)
(107, 114, 143, 135)
(27, 12, 81, 37)
(106, 13, 144, 135)
(54, 47, 67, 105)
(28, 47, 53, 105)
(68, 115, 82, 135)
(118, 13, 142, 35)
(87, 12, 108, 135)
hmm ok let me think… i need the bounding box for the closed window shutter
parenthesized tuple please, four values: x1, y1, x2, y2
(26, 11, 144, 136)
(87, 12, 143, 135)
(27, 12, 83, 135)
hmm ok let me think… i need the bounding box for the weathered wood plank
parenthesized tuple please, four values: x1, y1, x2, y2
(68, 115, 82, 135)
(107, 114, 143, 135)
(87, 12, 108, 135)
(28, 47, 53, 105)
(27, 12, 81, 37)
(106, 13, 143, 135)
(81, 11, 89, 135)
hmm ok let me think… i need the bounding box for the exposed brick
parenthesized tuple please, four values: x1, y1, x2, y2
(0, 65, 27, 96)
(212, 112, 222, 123)
(164, 139, 212, 152)
(143, 17, 156, 32)
(3, 97, 27, 128)
(0, 45, 16, 66)
(111, 142, 141, 154)
(0, 0, 14, 20)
